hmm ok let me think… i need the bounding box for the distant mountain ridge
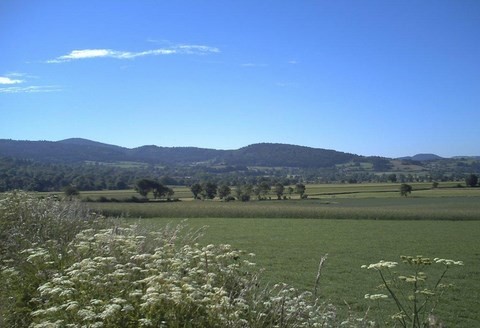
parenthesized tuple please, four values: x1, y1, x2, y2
(57, 138, 124, 149)
(225, 143, 358, 168)
(1, 138, 474, 169)
(0, 138, 363, 168)
(397, 153, 444, 161)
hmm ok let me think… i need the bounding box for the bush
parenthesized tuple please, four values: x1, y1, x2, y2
(0, 191, 110, 327)
(126, 196, 149, 203)
(0, 192, 372, 327)
(465, 174, 478, 187)
(400, 184, 412, 197)
(0, 191, 106, 261)
(25, 224, 361, 328)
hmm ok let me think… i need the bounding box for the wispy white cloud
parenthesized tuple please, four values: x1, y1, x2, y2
(241, 63, 267, 67)
(0, 76, 24, 84)
(177, 45, 219, 54)
(0, 85, 61, 94)
(0, 73, 60, 94)
(47, 45, 220, 63)
(288, 60, 299, 65)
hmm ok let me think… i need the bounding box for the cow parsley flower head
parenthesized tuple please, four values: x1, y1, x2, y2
(362, 260, 398, 270)
(364, 293, 388, 300)
(434, 258, 463, 266)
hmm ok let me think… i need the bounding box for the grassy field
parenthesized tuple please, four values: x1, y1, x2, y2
(110, 183, 478, 326)
(89, 196, 480, 220)
(34, 183, 480, 325)
(72, 182, 471, 201)
(77, 182, 480, 221)
(133, 217, 480, 327)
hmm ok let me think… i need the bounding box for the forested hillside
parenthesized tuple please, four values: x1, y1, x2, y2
(1, 138, 479, 192)
(222, 143, 359, 167)
(0, 138, 361, 167)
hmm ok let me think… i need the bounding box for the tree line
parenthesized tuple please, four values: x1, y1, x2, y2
(1, 156, 479, 193)
(188, 181, 307, 201)
(135, 179, 174, 200)
(0, 157, 189, 192)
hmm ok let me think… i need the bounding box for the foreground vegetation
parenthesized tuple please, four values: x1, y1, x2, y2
(2, 188, 478, 326)
(1, 192, 371, 327)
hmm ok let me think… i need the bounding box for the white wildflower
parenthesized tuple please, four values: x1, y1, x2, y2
(99, 303, 121, 319)
(65, 301, 79, 311)
(90, 299, 104, 306)
(364, 293, 388, 300)
(111, 297, 127, 304)
(77, 309, 97, 321)
(139, 318, 153, 326)
(434, 258, 463, 266)
(363, 260, 398, 270)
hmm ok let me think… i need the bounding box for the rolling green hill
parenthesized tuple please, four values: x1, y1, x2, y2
(0, 138, 364, 168)
(1, 138, 478, 193)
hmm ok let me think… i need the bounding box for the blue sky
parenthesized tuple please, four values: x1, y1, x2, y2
(1, 1, 479, 158)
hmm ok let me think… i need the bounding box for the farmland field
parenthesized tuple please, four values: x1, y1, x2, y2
(133, 217, 480, 327)
(71, 182, 474, 202)
(36, 183, 480, 326)
(88, 194, 480, 220)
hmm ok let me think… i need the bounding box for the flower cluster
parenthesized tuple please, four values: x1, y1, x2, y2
(0, 191, 111, 327)
(26, 225, 357, 327)
(362, 255, 463, 328)
(2, 193, 375, 327)
(434, 258, 464, 266)
(400, 255, 433, 266)
(361, 260, 398, 270)
(364, 294, 388, 301)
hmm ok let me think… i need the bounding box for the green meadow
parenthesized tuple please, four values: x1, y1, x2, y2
(87, 186, 480, 221)
(38, 183, 480, 326)
(135, 217, 480, 327)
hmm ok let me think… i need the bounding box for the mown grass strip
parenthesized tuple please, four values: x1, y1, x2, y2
(91, 197, 480, 221)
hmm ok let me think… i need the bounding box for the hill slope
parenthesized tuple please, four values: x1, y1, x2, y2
(0, 138, 362, 168)
(398, 153, 444, 161)
(0, 139, 127, 163)
(223, 143, 359, 168)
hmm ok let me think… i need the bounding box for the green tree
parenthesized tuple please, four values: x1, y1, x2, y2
(135, 179, 172, 200)
(166, 188, 175, 201)
(295, 183, 306, 199)
(274, 183, 284, 200)
(465, 174, 478, 187)
(235, 184, 253, 202)
(400, 183, 413, 197)
(218, 185, 231, 200)
(203, 182, 218, 199)
(388, 173, 397, 183)
(152, 183, 171, 199)
(254, 182, 270, 200)
(190, 183, 203, 199)
(63, 185, 79, 200)
(287, 186, 294, 197)
(135, 179, 154, 197)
